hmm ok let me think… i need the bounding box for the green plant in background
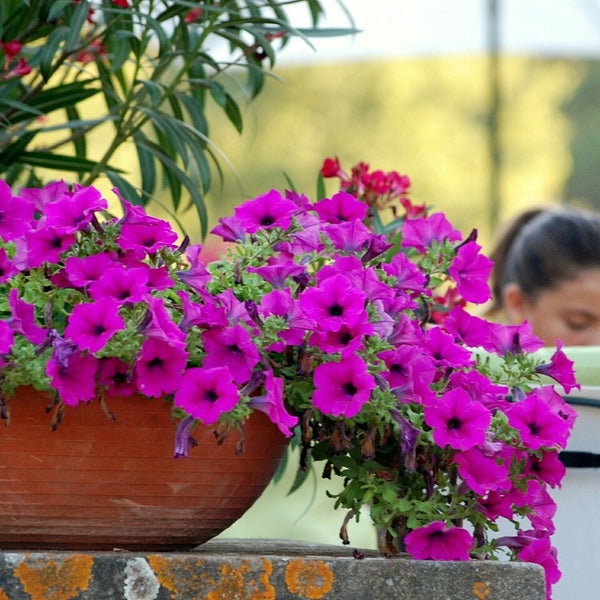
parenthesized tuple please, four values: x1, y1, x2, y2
(0, 0, 353, 236)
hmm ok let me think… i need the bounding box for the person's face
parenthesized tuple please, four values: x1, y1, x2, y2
(502, 268, 600, 347)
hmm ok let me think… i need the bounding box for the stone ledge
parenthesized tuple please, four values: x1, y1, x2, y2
(0, 538, 546, 599)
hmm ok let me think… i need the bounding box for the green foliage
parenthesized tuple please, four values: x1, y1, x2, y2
(0, 0, 356, 236)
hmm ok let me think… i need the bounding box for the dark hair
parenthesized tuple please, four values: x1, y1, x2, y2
(489, 205, 600, 312)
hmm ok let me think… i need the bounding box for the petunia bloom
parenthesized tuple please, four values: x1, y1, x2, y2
(312, 355, 376, 418)
(424, 388, 491, 451)
(174, 366, 240, 425)
(404, 521, 473, 561)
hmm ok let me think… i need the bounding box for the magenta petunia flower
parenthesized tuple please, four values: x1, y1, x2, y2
(234, 189, 298, 234)
(477, 490, 515, 522)
(249, 371, 299, 437)
(259, 289, 314, 350)
(98, 357, 138, 397)
(139, 297, 187, 348)
(312, 190, 367, 223)
(19, 180, 70, 212)
(483, 321, 544, 355)
(454, 446, 510, 495)
(443, 306, 492, 348)
(506, 388, 573, 450)
(525, 451, 566, 489)
(117, 200, 178, 253)
(0, 248, 18, 283)
(248, 257, 305, 289)
(7, 289, 47, 344)
(517, 534, 561, 595)
(43, 185, 107, 233)
(174, 366, 240, 425)
(88, 265, 149, 304)
(65, 254, 115, 287)
(175, 244, 211, 293)
(65, 297, 126, 352)
(423, 326, 473, 369)
(312, 355, 376, 418)
(0, 179, 34, 240)
(404, 521, 473, 561)
(24, 226, 76, 268)
(382, 252, 427, 293)
(448, 370, 509, 412)
(135, 338, 188, 397)
(309, 320, 374, 358)
(424, 388, 491, 450)
(448, 241, 493, 303)
(210, 213, 247, 242)
(324, 220, 371, 253)
(46, 344, 98, 406)
(0, 321, 14, 354)
(535, 341, 580, 394)
(299, 273, 368, 333)
(202, 325, 261, 385)
(401, 212, 462, 252)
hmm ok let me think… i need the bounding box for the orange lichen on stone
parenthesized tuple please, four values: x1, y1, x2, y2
(0, 588, 10, 600)
(204, 559, 275, 600)
(14, 555, 94, 600)
(472, 581, 492, 599)
(284, 558, 334, 599)
(147, 555, 207, 599)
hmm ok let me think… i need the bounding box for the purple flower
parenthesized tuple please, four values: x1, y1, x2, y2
(98, 357, 138, 397)
(312, 190, 367, 223)
(309, 320, 374, 358)
(0, 179, 34, 240)
(404, 521, 473, 561)
(443, 306, 492, 348)
(202, 325, 260, 385)
(117, 200, 178, 253)
(24, 226, 76, 268)
(0, 248, 17, 283)
(448, 241, 493, 303)
(249, 371, 299, 437)
(517, 533, 561, 596)
(259, 289, 314, 350)
(211, 214, 247, 242)
(535, 341, 580, 394)
(506, 388, 573, 450)
(7, 289, 47, 344)
(46, 342, 98, 406)
(299, 273, 368, 333)
(88, 265, 149, 304)
(423, 326, 473, 369)
(175, 244, 211, 293)
(174, 366, 240, 425)
(483, 321, 544, 355)
(0, 321, 14, 354)
(324, 220, 371, 253)
(65, 254, 115, 287)
(382, 252, 427, 293)
(139, 297, 187, 348)
(424, 388, 491, 451)
(312, 355, 376, 418)
(234, 189, 297, 233)
(248, 257, 305, 289)
(43, 185, 107, 233)
(454, 446, 510, 495)
(65, 297, 126, 352)
(135, 338, 188, 397)
(401, 212, 462, 252)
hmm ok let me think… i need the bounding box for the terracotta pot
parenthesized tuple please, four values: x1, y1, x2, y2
(0, 387, 288, 551)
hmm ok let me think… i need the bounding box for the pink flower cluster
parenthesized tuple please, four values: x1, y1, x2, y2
(0, 167, 578, 599)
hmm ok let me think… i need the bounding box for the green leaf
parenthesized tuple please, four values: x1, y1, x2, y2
(15, 151, 123, 173)
(39, 27, 69, 81)
(65, 0, 91, 52)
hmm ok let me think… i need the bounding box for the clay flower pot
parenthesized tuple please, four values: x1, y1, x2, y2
(0, 388, 288, 551)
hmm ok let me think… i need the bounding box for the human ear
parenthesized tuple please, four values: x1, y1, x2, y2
(501, 283, 529, 324)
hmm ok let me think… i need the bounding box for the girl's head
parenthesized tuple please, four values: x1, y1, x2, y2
(489, 206, 600, 346)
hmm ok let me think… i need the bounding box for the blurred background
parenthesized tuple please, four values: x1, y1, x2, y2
(211, 0, 600, 548)
(197, 0, 600, 258)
